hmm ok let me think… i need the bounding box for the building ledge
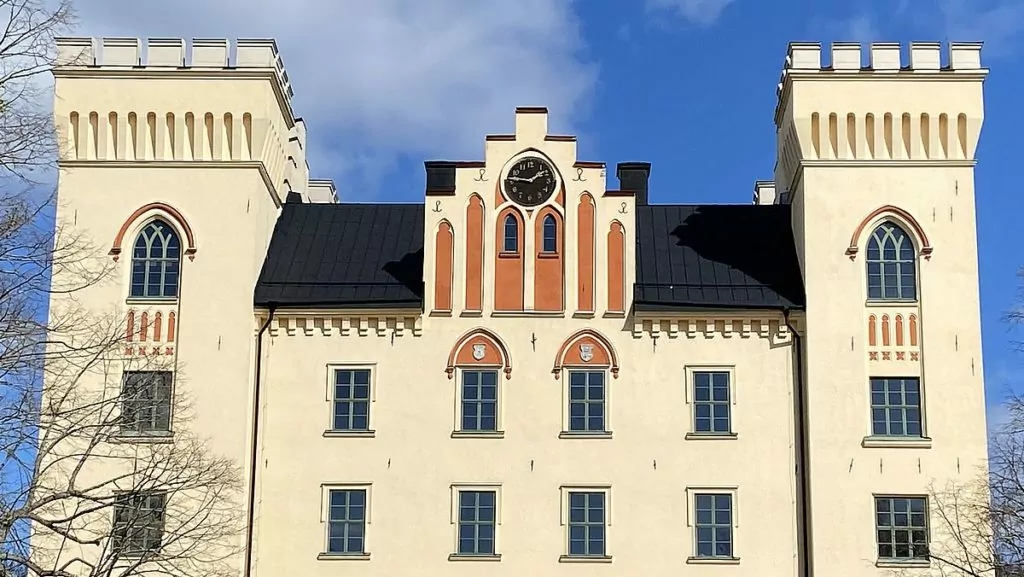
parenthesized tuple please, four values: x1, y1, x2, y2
(861, 436, 932, 449)
(323, 430, 376, 439)
(317, 552, 371, 561)
(685, 432, 739, 441)
(559, 431, 613, 439)
(111, 431, 175, 444)
(686, 556, 741, 565)
(448, 553, 501, 562)
(559, 555, 612, 563)
(876, 559, 930, 569)
(451, 431, 505, 439)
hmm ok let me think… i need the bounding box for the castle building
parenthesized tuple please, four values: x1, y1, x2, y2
(46, 36, 989, 576)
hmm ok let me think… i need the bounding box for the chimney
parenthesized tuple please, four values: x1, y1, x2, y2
(424, 161, 456, 195)
(753, 180, 777, 205)
(616, 162, 651, 205)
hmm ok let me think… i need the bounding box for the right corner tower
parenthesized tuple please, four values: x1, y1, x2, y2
(775, 41, 990, 573)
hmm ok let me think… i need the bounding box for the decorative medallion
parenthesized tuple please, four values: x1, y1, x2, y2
(472, 343, 487, 361)
(579, 343, 594, 363)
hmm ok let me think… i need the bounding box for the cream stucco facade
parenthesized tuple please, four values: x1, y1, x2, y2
(40, 36, 989, 577)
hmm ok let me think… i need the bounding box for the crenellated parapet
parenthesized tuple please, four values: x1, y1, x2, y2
(52, 37, 307, 204)
(773, 41, 987, 192)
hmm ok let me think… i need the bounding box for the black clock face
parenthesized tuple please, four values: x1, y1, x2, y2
(504, 157, 556, 207)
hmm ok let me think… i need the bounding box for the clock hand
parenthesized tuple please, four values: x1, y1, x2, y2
(507, 176, 530, 182)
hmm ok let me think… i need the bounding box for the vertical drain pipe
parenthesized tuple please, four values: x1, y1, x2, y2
(244, 306, 275, 577)
(784, 308, 812, 577)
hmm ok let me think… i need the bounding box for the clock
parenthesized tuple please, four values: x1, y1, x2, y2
(503, 156, 557, 207)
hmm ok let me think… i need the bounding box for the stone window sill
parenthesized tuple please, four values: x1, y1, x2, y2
(537, 252, 560, 259)
(861, 436, 932, 449)
(113, 431, 174, 444)
(317, 552, 371, 561)
(125, 297, 178, 306)
(497, 252, 521, 259)
(448, 553, 501, 562)
(687, 556, 741, 565)
(559, 431, 613, 439)
(559, 555, 612, 563)
(876, 559, 930, 568)
(323, 430, 376, 438)
(685, 432, 738, 441)
(451, 431, 505, 439)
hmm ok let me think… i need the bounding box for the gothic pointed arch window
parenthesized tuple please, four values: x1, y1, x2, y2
(130, 220, 181, 299)
(866, 222, 917, 301)
(503, 214, 519, 253)
(542, 214, 557, 253)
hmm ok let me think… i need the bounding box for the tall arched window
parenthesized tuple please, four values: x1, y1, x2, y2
(866, 222, 916, 301)
(503, 214, 518, 253)
(542, 214, 557, 253)
(131, 220, 181, 298)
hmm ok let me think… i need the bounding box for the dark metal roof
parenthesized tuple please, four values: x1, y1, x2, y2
(254, 202, 805, 311)
(634, 204, 805, 311)
(254, 203, 424, 308)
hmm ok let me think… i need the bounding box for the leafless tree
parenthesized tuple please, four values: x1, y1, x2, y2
(0, 2, 245, 575)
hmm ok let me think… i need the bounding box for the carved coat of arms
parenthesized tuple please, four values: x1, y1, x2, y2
(579, 343, 594, 363)
(472, 343, 487, 361)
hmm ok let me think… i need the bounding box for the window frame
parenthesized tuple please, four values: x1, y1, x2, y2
(865, 221, 919, 303)
(453, 368, 504, 438)
(685, 486, 740, 564)
(319, 483, 372, 560)
(541, 213, 558, 254)
(868, 376, 925, 439)
(559, 485, 612, 562)
(449, 483, 502, 561)
(560, 369, 611, 438)
(118, 370, 174, 438)
(128, 218, 182, 301)
(324, 364, 376, 438)
(873, 494, 930, 565)
(684, 365, 738, 440)
(111, 490, 167, 557)
(502, 214, 519, 254)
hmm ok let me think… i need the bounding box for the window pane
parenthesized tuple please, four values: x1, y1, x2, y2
(332, 370, 371, 431)
(869, 378, 923, 438)
(693, 493, 733, 558)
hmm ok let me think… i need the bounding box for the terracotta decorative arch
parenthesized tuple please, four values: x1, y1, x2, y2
(445, 328, 514, 380)
(846, 205, 932, 260)
(552, 329, 620, 379)
(110, 202, 197, 261)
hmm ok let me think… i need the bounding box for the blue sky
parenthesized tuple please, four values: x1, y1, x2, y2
(81, 0, 1024, 428)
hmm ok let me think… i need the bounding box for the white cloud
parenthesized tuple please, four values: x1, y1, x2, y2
(76, 0, 597, 187)
(646, 0, 736, 26)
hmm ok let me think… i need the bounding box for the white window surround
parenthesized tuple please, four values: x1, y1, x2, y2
(323, 363, 377, 438)
(318, 482, 372, 561)
(452, 367, 506, 438)
(558, 484, 612, 562)
(683, 365, 738, 440)
(559, 368, 613, 439)
(449, 483, 503, 561)
(684, 485, 740, 565)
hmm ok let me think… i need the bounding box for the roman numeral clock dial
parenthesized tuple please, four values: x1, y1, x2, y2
(503, 156, 557, 207)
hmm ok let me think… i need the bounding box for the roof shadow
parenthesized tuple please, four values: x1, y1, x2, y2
(382, 247, 425, 298)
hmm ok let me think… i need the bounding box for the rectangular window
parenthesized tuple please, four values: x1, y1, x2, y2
(461, 370, 498, 432)
(112, 491, 166, 555)
(327, 489, 367, 555)
(568, 371, 605, 432)
(457, 490, 496, 555)
(875, 497, 928, 560)
(694, 493, 733, 558)
(870, 378, 922, 437)
(567, 491, 606, 557)
(120, 371, 172, 434)
(693, 371, 731, 434)
(332, 369, 371, 431)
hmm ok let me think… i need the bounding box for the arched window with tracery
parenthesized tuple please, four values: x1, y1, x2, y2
(131, 220, 181, 298)
(866, 222, 916, 301)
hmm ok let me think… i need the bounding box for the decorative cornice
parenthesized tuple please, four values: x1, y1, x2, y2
(256, 312, 423, 338)
(58, 160, 283, 207)
(630, 313, 799, 340)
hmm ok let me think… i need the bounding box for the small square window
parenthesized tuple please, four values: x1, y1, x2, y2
(457, 490, 497, 555)
(331, 369, 372, 432)
(560, 487, 610, 560)
(690, 370, 732, 435)
(870, 378, 923, 437)
(875, 496, 929, 560)
(693, 493, 733, 558)
(567, 371, 606, 433)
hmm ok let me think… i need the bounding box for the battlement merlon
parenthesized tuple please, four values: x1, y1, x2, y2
(53, 37, 295, 122)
